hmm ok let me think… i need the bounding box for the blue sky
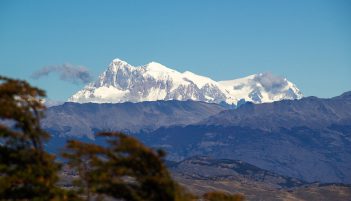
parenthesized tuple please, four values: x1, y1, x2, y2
(0, 0, 350, 101)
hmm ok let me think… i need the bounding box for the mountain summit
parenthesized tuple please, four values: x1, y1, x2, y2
(68, 58, 303, 104)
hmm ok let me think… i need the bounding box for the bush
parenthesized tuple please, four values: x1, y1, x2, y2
(203, 191, 245, 201)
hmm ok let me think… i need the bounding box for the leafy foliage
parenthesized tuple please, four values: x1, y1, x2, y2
(63, 132, 195, 201)
(203, 191, 245, 201)
(0, 76, 78, 200)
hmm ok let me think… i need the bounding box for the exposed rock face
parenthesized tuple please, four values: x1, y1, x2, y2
(68, 58, 302, 105)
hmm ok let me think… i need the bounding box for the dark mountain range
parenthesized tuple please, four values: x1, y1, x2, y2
(42, 100, 225, 138)
(203, 91, 351, 130)
(136, 92, 351, 183)
(45, 92, 351, 184)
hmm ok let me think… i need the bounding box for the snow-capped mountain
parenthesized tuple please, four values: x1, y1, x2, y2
(68, 58, 303, 105)
(218, 73, 302, 104)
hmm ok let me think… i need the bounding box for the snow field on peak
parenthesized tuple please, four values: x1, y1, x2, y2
(68, 58, 303, 105)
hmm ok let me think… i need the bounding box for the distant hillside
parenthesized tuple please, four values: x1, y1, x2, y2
(169, 156, 306, 189)
(58, 154, 351, 201)
(42, 100, 225, 138)
(170, 156, 351, 201)
(137, 92, 351, 183)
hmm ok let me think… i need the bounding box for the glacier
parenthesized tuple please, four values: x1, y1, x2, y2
(68, 58, 303, 105)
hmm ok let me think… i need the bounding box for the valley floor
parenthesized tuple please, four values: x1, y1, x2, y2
(59, 163, 351, 201)
(175, 175, 351, 201)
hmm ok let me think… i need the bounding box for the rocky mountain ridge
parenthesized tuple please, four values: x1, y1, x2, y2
(42, 100, 225, 138)
(68, 58, 303, 105)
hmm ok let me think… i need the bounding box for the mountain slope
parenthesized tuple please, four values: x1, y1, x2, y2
(171, 156, 351, 201)
(169, 156, 306, 189)
(170, 156, 351, 201)
(136, 92, 351, 183)
(42, 100, 225, 138)
(203, 91, 351, 130)
(68, 58, 302, 104)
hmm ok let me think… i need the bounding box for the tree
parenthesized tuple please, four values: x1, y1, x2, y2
(63, 132, 195, 201)
(0, 76, 78, 200)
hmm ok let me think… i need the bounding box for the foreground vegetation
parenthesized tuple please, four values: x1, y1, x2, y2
(0, 76, 245, 200)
